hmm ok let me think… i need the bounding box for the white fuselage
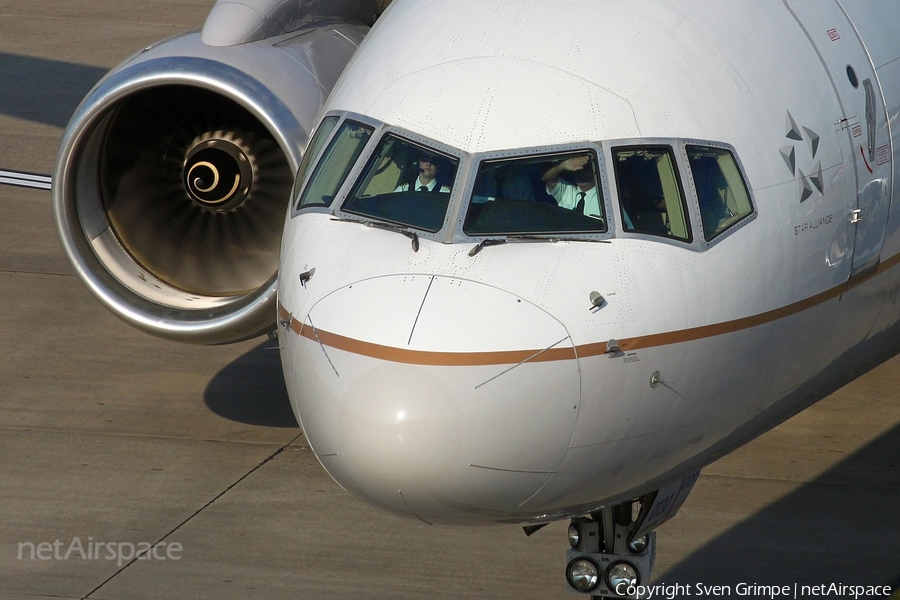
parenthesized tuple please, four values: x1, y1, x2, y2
(276, 0, 900, 525)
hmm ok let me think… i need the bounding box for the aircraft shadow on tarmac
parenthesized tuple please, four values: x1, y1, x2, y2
(661, 421, 900, 588)
(204, 341, 299, 428)
(0, 53, 107, 128)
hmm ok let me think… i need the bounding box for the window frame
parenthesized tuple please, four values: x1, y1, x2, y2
(453, 142, 616, 243)
(290, 120, 756, 250)
(679, 140, 757, 246)
(289, 113, 340, 215)
(293, 117, 375, 211)
(608, 142, 694, 245)
(291, 111, 382, 217)
(602, 138, 756, 250)
(333, 126, 469, 239)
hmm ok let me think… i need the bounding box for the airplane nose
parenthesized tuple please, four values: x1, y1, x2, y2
(338, 361, 463, 490)
(281, 274, 581, 523)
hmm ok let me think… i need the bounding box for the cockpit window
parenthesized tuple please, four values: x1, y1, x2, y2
(613, 147, 692, 241)
(296, 120, 373, 209)
(292, 115, 339, 205)
(463, 152, 607, 236)
(341, 134, 458, 232)
(686, 145, 753, 241)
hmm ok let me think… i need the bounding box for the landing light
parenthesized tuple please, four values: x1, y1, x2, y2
(566, 558, 600, 593)
(627, 535, 648, 553)
(567, 523, 580, 548)
(606, 561, 639, 590)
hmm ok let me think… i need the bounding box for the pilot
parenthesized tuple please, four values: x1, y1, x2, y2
(541, 155, 602, 219)
(395, 152, 451, 193)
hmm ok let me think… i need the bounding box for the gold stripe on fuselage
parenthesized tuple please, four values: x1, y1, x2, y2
(278, 251, 899, 366)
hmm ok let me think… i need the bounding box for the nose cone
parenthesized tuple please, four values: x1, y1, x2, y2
(339, 362, 463, 490)
(281, 274, 580, 524)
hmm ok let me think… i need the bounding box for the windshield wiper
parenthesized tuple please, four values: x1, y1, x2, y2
(332, 217, 419, 252)
(507, 234, 610, 244)
(469, 234, 609, 257)
(468, 238, 507, 256)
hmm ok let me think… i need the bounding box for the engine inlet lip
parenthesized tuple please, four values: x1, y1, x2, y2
(51, 53, 305, 343)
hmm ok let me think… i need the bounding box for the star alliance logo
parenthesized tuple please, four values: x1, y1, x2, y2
(780, 110, 823, 203)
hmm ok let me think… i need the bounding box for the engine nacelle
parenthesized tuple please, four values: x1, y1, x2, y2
(52, 13, 369, 344)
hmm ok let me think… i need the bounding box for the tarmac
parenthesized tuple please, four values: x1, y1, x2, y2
(0, 1, 898, 598)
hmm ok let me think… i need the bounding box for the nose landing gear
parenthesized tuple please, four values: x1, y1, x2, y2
(564, 502, 656, 599)
(561, 470, 701, 599)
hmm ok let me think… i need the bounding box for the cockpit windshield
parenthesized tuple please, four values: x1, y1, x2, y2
(296, 120, 374, 209)
(292, 116, 752, 247)
(341, 134, 459, 233)
(463, 152, 607, 236)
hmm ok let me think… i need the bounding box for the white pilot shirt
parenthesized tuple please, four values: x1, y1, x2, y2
(547, 182, 602, 219)
(395, 176, 451, 193)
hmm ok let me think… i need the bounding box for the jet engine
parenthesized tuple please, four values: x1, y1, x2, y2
(52, 1, 377, 344)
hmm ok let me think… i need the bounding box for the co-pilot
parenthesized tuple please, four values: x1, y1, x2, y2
(395, 152, 452, 193)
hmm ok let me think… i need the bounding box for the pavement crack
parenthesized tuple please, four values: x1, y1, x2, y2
(0, 269, 76, 277)
(81, 432, 304, 599)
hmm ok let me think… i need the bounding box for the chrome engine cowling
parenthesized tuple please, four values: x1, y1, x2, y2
(52, 13, 371, 344)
